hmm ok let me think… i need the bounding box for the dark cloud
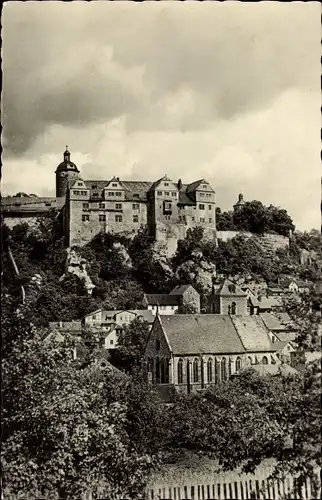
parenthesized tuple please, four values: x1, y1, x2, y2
(2, 2, 320, 155)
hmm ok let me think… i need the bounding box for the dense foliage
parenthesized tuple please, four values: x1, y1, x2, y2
(216, 201, 295, 236)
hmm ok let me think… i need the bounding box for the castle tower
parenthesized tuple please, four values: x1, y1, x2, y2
(55, 147, 80, 208)
(233, 193, 246, 212)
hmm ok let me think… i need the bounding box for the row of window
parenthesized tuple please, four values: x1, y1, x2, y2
(73, 190, 88, 196)
(199, 193, 212, 197)
(157, 191, 177, 197)
(199, 204, 212, 210)
(82, 214, 139, 223)
(177, 357, 243, 384)
(82, 203, 140, 210)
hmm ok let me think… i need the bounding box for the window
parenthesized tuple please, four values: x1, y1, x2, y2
(99, 203, 105, 209)
(157, 191, 162, 196)
(208, 205, 212, 210)
(207, 358, 213, 383)
(199, 204, 205, 210)
(248, 356, 253, 365)
(82, 203, 89, 209)
(99, 214, 106, 222)
(112, 183, 118, 187)
(92, 193, 98, 197)
(192, 217, 195, 222)
(200, 193, 205, 197)
(200, 218, 205, 223)
(164, 191, 170, 196)
(177, 359, 183, 384)
(193, 359, 199, 383)
(82, 214, 90, 222)
(77, 182, 82, 186)
(133, 215, 139, 223)
(164, 182, 169, 186)
(110, 339, 114, 345)
(81, 190, 87, 196)
(73, 190, 80, 195)
(108, 192, 114, 196)
(165, 215, 171, 220)
(132, 203, 139, 210)
(235, 357, 242, 372)
(172, 192, 177, 197)
(115, 192, 122, 197)
(221, 358, 227, 381)
(215, 358, 220, 383)
(262, 356, 268, 365)
(209, 218, 212, 223)
(231, 302, 237, 315)
(115, 203, 122, 210)
(115, 215, 122, 222)
(202, 184, 207, 189)
(133, 193, 139, 198)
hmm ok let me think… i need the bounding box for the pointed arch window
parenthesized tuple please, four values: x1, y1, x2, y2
(177, 359, 184, 384)
(221, 358, 227, 382)
(207, 358, 213, 383)
(262, 356, 268, 365)
(193, 358, 199, 383)
(231, 302, 237, 315)
(215, 358, 221, 383)
(236, 357, 242, 372)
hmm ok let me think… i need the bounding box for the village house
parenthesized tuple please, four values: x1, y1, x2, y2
(207, 279, 248, 315)
(143, 284, 200, 315)
(83, 308, 154, 349)
(144, 314, 279, 394)
(290, 350, 322, 372)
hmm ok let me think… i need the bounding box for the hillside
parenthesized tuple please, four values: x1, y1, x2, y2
(2, 217, 321, 326)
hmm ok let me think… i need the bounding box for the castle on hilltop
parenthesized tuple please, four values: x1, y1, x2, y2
(2, 147, 218, 254)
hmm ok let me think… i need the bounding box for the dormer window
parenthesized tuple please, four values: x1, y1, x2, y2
(112, 183, 118, 187)
(164, 182, 169, 187)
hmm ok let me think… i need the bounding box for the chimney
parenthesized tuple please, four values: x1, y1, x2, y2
(178, 179, 182, 190)
(116, 177, 119, 181)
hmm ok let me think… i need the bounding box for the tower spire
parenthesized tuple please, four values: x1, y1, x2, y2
(64, 146, 70, 162)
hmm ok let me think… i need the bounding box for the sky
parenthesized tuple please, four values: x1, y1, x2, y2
(1, 1, 321, 231)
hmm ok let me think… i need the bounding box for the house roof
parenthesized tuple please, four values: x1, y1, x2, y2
(169, 284, 195, 296)
(267, 287, 285, 294)
(49, 321, 82, 331)
(260, 313, 286, 332)
(248, 295, 260, 307)
(275, 332, 297, 343)
(273, 340, 293, 351)
(215, 279, 247, 297)
(257, 296, 280, 309)
(230, 316, 275, 352)
(144, 294, 181, 306)
(159, 314, 246, 355)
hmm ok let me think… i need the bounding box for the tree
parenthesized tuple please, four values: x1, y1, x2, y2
(2, 316, 156, 499)
(115, 318, 151, 374)
(176, 302, 199, 314)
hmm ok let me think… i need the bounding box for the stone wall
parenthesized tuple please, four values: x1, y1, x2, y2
(217, 231, 289, 253)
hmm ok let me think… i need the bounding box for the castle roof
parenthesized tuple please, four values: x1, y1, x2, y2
(143, 294, 181, 307)
(56, 148, 79, 174)
(169, 284, 197, 296)
(84, 180, 153, 201)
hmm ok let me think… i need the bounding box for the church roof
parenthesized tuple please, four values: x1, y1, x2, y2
(230, 316, 274, 352)
(158, 314, 245, 355)
(260, 313, 286, 332)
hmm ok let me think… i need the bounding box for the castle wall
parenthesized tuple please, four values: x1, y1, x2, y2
(68, 196, 148, 246)
(217, 231, 289, 251)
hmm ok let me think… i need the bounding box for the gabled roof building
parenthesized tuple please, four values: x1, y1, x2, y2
(144, 314, 280, 394)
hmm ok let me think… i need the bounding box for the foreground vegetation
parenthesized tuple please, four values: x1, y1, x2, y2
(1, 215, 321, 498)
